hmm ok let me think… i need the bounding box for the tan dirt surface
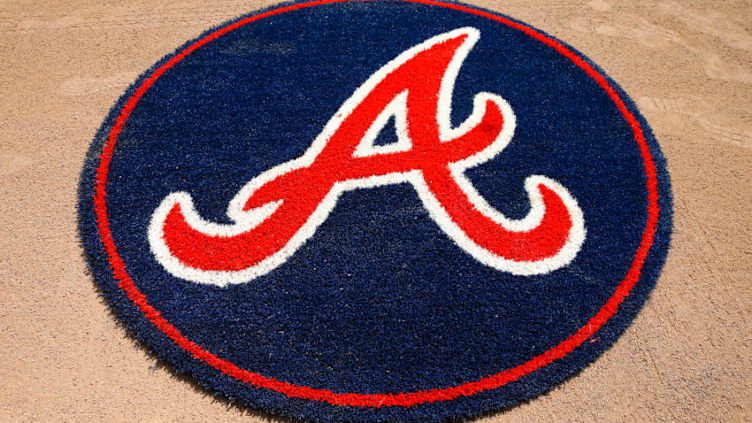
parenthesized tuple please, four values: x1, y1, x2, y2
(1, 0, 750, 421)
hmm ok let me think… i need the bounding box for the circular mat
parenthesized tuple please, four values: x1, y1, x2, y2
(78, 1, 673, 421)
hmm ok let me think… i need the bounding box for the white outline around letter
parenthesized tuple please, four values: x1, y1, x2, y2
(148, 28, 586, 287)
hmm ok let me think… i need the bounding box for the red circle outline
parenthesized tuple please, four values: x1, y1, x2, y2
(93, 0, 660, 408)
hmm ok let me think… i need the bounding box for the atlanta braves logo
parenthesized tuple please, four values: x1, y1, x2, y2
(148, 27, 586, 286)
(81, 3, 672, 419)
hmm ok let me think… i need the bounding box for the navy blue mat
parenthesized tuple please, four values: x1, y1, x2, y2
(78, 1, 673, 421)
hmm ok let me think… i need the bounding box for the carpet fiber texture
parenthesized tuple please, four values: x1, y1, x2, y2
(78, 1, 673, 421)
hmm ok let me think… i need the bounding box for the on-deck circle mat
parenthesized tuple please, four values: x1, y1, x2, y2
(78, 1, 673, 421)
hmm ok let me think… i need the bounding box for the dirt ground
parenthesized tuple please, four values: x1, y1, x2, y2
(1, 0, 750, 421)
